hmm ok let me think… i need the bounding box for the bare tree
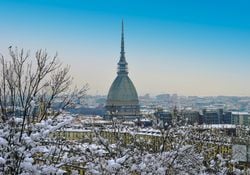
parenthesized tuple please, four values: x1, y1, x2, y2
(0, 47, 87, 174)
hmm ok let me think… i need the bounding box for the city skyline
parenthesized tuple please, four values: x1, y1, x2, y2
(0, 0, 250, 96)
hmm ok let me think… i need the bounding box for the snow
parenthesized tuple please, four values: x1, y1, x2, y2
(107, 160, 121, 172)
(14, 117, 23, 124)
(0, 157, 6, 164)
(116, 155, 127, 164)
(179, 145, 192, 152)
(199, 124, 236, 129)
(231, 111, 249, 115)
(139, 162, 146, 170)
(0, 137, 8, 146)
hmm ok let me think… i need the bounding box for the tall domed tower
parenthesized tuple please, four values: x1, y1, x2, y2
(105, 21, 140, 120)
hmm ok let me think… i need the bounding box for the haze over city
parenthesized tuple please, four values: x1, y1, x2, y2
(1, 0, 250, 96)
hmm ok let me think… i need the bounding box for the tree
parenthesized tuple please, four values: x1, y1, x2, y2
(0, 47, 87, 174)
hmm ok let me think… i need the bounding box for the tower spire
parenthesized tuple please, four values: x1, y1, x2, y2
(120, 20, 125, 60)
(118, 20, 128, 75)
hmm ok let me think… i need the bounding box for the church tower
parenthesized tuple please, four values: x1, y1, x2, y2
(105, 21, 140, 120)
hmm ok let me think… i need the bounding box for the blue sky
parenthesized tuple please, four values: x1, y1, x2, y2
(0, 0, 250, 96)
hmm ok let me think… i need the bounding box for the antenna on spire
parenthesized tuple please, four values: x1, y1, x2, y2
(121, 19, 125, 55)
(122, 19, 124, 32)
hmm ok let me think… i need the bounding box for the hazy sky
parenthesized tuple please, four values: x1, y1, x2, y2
(0, 0, 250, 96)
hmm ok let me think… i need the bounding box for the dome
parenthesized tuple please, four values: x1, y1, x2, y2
(105, 21, 140, 119)
(107, 75, 139, 106)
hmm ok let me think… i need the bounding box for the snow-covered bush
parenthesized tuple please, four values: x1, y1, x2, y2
(81, 119, 242, 175)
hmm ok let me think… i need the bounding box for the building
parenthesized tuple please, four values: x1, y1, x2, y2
(154, 109, 172, 128)
(181, 110, 201, 125)
(105, 21, 140, 120)
(202, 108, 223, 124)
(223, 111, 234, 124)
(201, 109, 250, 126)
(224, 111, 250, 125)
